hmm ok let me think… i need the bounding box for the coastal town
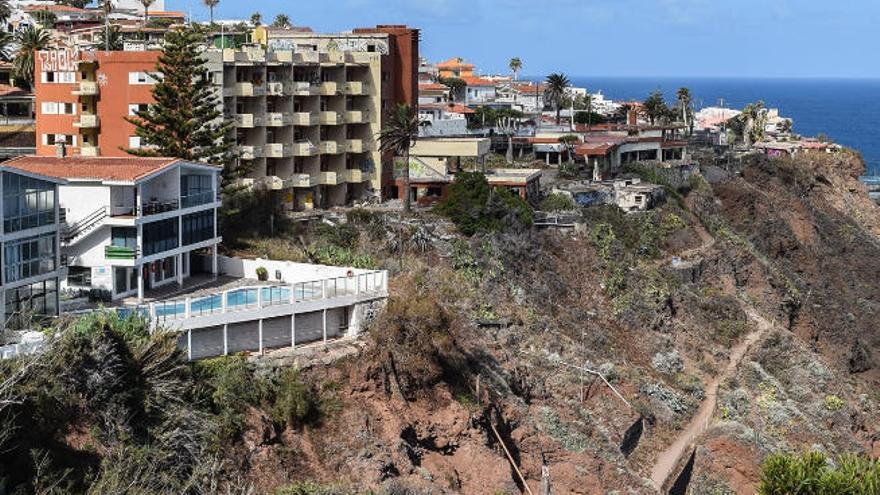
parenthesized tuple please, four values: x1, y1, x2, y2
(0, 1, 878, 494)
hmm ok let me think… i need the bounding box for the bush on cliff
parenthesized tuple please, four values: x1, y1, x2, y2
(435, 171, 532, 236)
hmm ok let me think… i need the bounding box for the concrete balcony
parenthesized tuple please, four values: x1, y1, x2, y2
(342, 169, 365, 183)
(344, 81, 364, 95)
(265, 112, 293, 127)
(292, 141, 318, 156)
(262, 176, 284, 190)
(223, 48, 266, 63)
(267, 82, 285, 95)
(290, 81, 318, 96)
(79, 145, 100, 157)
(319, 111, 343, 125)
(267, 51, 293, 63)
(345, 110, 367, 124)
(284, 174, 313, 188)
(291, 112, 318, 126)
(317, 171, 340, 185)
(319, 81, 338, 95)
(72, 114, 100, 128)
(345, 139, 366, 153)
(238, 145, 264, 160)
(72, 81, 99, 96)
(320, 52, 345, 65)
(319, 141, 339, 154)
(294, 51, 320, 64)
(235, 113, 262, 128)
(224, 83, 266, 98)
(265, 143, 293, 158)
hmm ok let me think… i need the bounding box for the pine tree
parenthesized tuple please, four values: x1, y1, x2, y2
(125, 27, 240, 190)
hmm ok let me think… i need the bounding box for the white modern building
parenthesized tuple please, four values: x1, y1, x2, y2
(0, 164, 65, 329)
(3, 156, 222, 302)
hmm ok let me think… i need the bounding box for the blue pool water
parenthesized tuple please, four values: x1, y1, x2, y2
(121, 285, 323, 320)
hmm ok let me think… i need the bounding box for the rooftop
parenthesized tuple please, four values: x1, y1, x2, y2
(2, 156, 215, 183)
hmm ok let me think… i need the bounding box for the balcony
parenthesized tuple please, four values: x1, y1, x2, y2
(319, 111, 342, 125)
(263, 176, 284, 190)
(73, 114, 100, 128)
(284, 174, 312, 188)
(267, 51, 293, 63)
(238, 145, 264, 160)
(290, 81, 317, 96)
(267, 82, 285, 95)
(292, 141, 318, 156)
(344, 81, 364, 95)
(345, 110, 367, 124)
(342, 169, 364, 183)
(294, 51, 320, 64)
(234, 113, 261, 128)
(80, 145, 100, 157)
(181, 190, 218, 209)
(105, 245, 139, 260)
(223, 49, 266, 63)
(345, 139, 365, 153)
(72, 81, 99, 96)
(265, 143, 293, 158)
(224, 83, 266, 98)
(140, 199, 179, 216)
(319, 141, 339, 154)
(291, 112, 318, 126)
(319, 81, 338, 95)
(265, 112, 292, 127)
(320, 52, 345, 65)
(317, 171, 340, 185)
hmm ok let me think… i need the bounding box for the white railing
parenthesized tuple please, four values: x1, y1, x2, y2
(0, 340, 44, 360)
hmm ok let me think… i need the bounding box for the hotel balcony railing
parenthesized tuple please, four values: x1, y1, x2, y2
(79, 145, 100, 157)
(342, 168, 364, 183)
(234, 113, 261, 128)
(181, 191, 218, 209)
(267, 82, 285, 96)
(223, 49, 266, 63)
(317, 171, 340, 185)
(262, 176, 284, 190)
(291, 112, 318, 126)
(105, 245, 140, 260)
(319, 141, 339, 154)
(238, 145, 264, 160)
(224, 82, 266, 98)
(319, 111, 343, 125)
(319, 81, 338, 95)
(265, 143, 293, 158)
(267, 51, 293, 63)
(266, 112, 293, 127)
(345, 139, 366, 153)
(284, 173, 313, 188)
(290, 81, 318, 95)
(292, 141, 318, 156)
(345, 110, 368, 124)
(72, 81, 99, 96)
(320, 52, 345, 65)
(294, 51, 320, 64)
(139, 199, 179, 217)
(73, 114, 100, 128)
(343, 81, 364, 95)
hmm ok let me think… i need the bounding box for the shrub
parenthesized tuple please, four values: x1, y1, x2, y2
(256, 266, 269, 281)
(191, 356, 265, 442)
(435, 171, 532, 236)
(274, 481, 348, 495)
(540, 192, 577, 212)
(759, 451, 880, 494)
(823, 394, 845, 411)
(269, 368, 320, 429)
(220, 189, 290, 247)
(314, 223, 360, 250)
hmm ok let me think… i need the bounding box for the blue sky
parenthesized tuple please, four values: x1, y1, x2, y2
(168, 0, 880, 78)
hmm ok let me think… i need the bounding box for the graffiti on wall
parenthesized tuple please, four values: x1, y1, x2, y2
(267, 38, 388, 55)
(38, 48, 83, 72)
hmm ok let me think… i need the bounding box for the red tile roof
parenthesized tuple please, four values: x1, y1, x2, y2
(24, 4, 88, 13)
(3, 156, 198, 183)
(419, 83, 447, 91)
(0, 84, 32, 98)
(461, 76, 496, 87)
(420, 103, 475, 114)
(147, 10, 186, 18)
(437, 57, 474, 69)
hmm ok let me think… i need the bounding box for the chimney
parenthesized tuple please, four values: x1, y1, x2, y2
(55, 142, 66, 158)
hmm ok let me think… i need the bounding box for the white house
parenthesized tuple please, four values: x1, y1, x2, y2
(0, 164, 65, 329)
(4, 156, 222, 302)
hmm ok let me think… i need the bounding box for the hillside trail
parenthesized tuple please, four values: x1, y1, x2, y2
(649, 304, 776, 491)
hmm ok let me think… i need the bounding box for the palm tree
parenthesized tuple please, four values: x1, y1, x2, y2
(544, 73, 570, 125)
(509, 57, 522, 81)
(742, 101, 766, 146)
(676, 87, 692, 133)
(203, 0, 219, 24)
(643, 91, 668, 126)
(250, 12, 262, 26)
(272, 14, 291, 28)
(96, 24, 123, 51)
(378, 103, 430, 213)
(139, 0, 156, 32)
(99, 0, 114, 51)
(13, 25, 50, 89)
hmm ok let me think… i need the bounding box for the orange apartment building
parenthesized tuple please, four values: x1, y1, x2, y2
(436, 57, 475, 79)
(34, 49, 159, 157)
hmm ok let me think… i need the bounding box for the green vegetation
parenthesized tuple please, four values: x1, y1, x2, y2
(759, 451, 880, 495)
(540, 192, 578, 212)
(436, 171, 533, 236)
(544, 72, 571, 124)
(378, 103, 430, 213)
(11, 25, 50, 89)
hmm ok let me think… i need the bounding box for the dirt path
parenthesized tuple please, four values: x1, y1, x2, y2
(649, 305, 775, 491)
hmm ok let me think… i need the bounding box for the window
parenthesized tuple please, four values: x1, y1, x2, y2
(128, 71, 157, 85)
(182, 210, 214, 246)
(4, 278, 58, 328)
(40, 71, 75, 84)
(181, 174, 214, 208)
(142, 218, 178, 256)
(42, 134, 76, 147)
(128, 103, 149, 116)
(3, 172, 56, 233)
(40, 102, 76, 115)
(4, 233, 57, 284)
(111, 227, 137, 249)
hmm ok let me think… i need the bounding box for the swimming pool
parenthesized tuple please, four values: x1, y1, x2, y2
(146, 285, 323, 320)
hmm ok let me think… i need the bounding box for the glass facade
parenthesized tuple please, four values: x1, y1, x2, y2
(3, 172, 56, 233)
(4, 278, 58, 326)
(182, 210, 215, 246)
(4, 233, 57, 284)
(142, 218, 178, 256)
(180, 174, 215, 208)
(111, 227, 137, 248)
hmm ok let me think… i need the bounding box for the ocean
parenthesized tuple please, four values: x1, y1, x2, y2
(560, 77, 880, 176)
